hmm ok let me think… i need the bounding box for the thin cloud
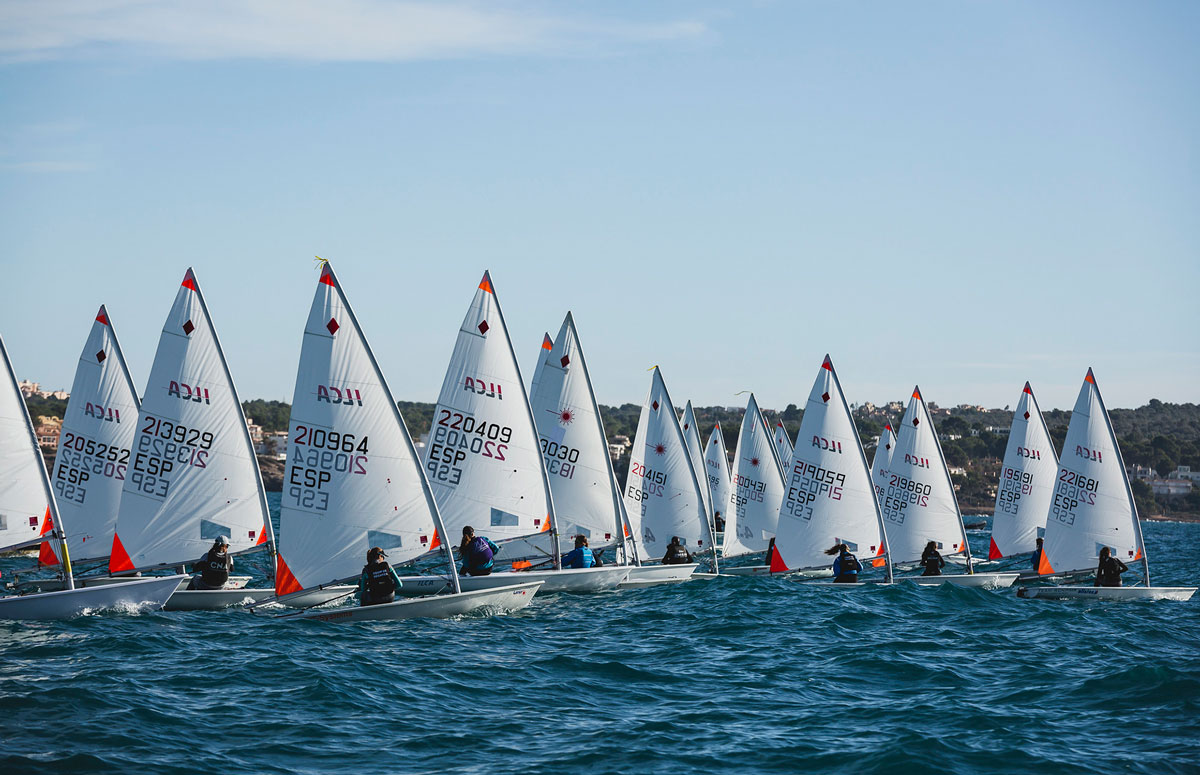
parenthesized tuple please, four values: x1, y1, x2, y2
(0, 0, 707, 62)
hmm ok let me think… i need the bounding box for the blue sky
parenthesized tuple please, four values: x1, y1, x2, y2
(1, 1, 1197, 413)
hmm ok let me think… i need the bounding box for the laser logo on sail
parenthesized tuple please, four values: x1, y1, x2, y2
(167, 381, 211, 404)
(316, 385, 363, 406)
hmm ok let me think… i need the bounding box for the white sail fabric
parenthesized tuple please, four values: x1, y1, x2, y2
(44, 307, 141, 563)
(879, 387, 969, 564)
(725, 394, 785, 557)
(773, 419, 794, 474)
(110, 269, 271, 573)
(704, 423, 733, 533)
(773, 356, 887, 571)
(870, 423, 897, 504)
(988, 382, 1058, 560)
(528, 332, 553, 400)
(1039, 369, 1144, 576)
(622, 368, 711, 560)
(275, 263, 452, 595)
(528, 313, 626, 554)
(0, 335, 59, 555)
(423, 272, 556, 557)
(680, 402, 714, 526)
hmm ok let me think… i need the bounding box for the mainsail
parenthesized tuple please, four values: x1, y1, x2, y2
(773, 419, 794, 475)
(879, 387, 971, 566)
(870, 423, 897, 505)
(1038, 369, 1147, 581)
(771, 356, 889, 573)
(275, 263, 456, 595)
(42, 307, 141, 564)
(110, 269, 273, 574)
(989, 382, 1058, 560)
(423, 272, 557, 561)
(705, 423, 733, 534)
(681, 401, 715, 527)
(724, 394, 785, 557)
(622, 368, 712, 561)
(527, 312, 629, 559)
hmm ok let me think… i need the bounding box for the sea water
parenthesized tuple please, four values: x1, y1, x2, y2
(2, 494, 1198, 774)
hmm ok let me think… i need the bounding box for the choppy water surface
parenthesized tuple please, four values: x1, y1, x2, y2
(3, 504, 1199, 775)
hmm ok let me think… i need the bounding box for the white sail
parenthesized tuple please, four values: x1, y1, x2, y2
(989, 382, 1058, 560)
(42, 306, 141, 564)
(1038, 369, 1146, 579)
(275, 263, 454, 595)
(680, 401, 714, 525)
(704, 423, 733, 534)
(423, 272, 556, 559)
(772, 356, 888, 572)
(0, 335, 62, 556)
(879, 387, 970, 565)
(622, 368, 711, 561)
(528, 332, 553, 400)
(528, 313, 627, 556)
(110, 269, 272, 574)
(725, 394, 785, 557)
(870, 423, 897, 504)
(773, 419, 794, 474)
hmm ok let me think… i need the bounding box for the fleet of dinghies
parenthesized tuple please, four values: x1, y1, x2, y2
(1, 267, 1193, 619)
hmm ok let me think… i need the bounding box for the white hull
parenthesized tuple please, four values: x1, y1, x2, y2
(906, 572, 1019, 589)
(0, 574, 186, 619)
(619, 564, 698, 588)
(722, 564, 770, 576)
(397, 565, 630, 596)
(1018, 585, 1197, 601)
(281, 582, 543, 622)
(164, 587, 276, 611)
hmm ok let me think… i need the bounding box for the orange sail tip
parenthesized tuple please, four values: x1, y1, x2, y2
(767, 544, 789, 574)
(541, 334, 553, 351)
(539, 516, 551, 533)
(478, 271, 493, 294)
(1134, 546, 1143, 561)
(38, 541, 59, 566)
(912, 386, 922, 400)
(512, 560, 532, 570)
(988, 537, 1003, 561)
(95, 305, 109, 325)
(318, 263, 336, 287)
(1037, 550, 1055, 576)
(181, 268, 198, 291)
(885, 424, 893, 432)
(871, 543, 886, 568)
(255, 525, 268, 546)
(1022, 381, 1033, 395)
(274, 554, 303, 596)
(109, 533, 135, 574)
(1085, 368, 1096, 384)
(429, 530, 441, 550)
(821, 354, 833, 370)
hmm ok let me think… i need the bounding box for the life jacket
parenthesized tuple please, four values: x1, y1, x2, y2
(363, 561, 397, 603)
(465, 536, 494, 569)
(200, 549, 231, 587)
(921, 551, 942, 576)
(663, 543, 691, 564)
(568, 548, 595, 569)
(1096, 557, 1123, 587)
(838, 553, 861, 575)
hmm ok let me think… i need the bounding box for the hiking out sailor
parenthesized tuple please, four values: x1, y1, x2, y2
(562, 535, 596, 569)
(661, 536, 693, 565)
(460, 526, 500, 577)
(1031, 537, 1045, 571)
(919, 541, 945, 577)
(1094, 546, 1130, 588)
(187, 536, 233, 590)
(826, 543, 862, 584)
(358, 546, 403, 607)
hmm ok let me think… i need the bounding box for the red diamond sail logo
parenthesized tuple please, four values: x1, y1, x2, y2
(182, 320, 194, 335)
(326, 318, 339, 335)
(821, 391, 830, 403)
(913, 418, 920, 427)
(477, 320, 489, 334)
(96, 350, 106, 363)
(1023, 411, 1030, 420)
(651, 400, 659, 411)
(560, 355, 570, 367)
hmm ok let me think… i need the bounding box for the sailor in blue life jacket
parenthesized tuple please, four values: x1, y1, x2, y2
(661, 536, 693, 565)
(358, 546, 404, 606)
(826, 542, 862, 583)
(187, 535, 233, 590)
(460, 526, 500, 577)
(1031, 537, 1045, 571)
(920, 541, 945, 576)
(562, 535, 596, 569)
(1094, 546, 1129, 588)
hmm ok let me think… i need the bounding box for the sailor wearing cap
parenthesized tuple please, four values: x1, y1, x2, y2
(358, 546, 404, 606)
(187, 535, 234, 590)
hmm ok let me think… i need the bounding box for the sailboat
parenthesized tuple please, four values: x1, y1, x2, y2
(622, 367, 716, 571)
(412, 272, 627, 593)
(680, 401, 715, 533)
(880, 387, 1017, 588)
(769, 356, 892, 582)
(773, 419, 794, 474)
(105, 269, 278, 610)
(720, 394, 785, 574)
(704, 423, 733, 543)
(987, 383, 1057, 565)
(1018, 369, 1195, 600)
(869, 423, 897, 506)
(269, 263, 542, 620)
(528, 313, 690, 587)
(0, 334, 182, 619)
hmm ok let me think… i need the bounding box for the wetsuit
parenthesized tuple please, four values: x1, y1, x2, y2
(1094, 555, 1129, 587)
(461, 536, 500, 576)
(188, 548, 233, 590)
(358, 560, 403, 606)
(1031, 546, 1043, 570)
(562, 547, 596, 569)
(832, 551, 861, 583)
(661, 543, 693, 565)
(920, 549, 945, 577)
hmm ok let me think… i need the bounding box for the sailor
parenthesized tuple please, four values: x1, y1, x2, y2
(661, 536, 693, 565)
(460, 526, 500, 577)
(919, 541, 945, 577)
(1031, 537, 1045, 571)
(826, 543, 862, 583)
(562, 535, 596, 569)
(358, 546, 403, 606)
(187, 536, 233, 590)
(1094, 546, 1129, 588)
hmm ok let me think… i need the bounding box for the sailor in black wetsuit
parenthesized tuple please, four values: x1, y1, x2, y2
(358, 547, 404, 606)
(919, 541, 945, 577)
(661, 536, 693, 565)
(187, 536, 233, 590)
(1031, 537, 1045, 571)
(1094, 546, 1129, 588)
(826, 543, 862, 583)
